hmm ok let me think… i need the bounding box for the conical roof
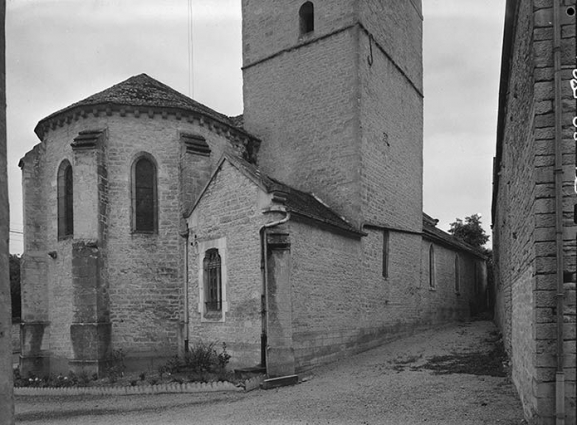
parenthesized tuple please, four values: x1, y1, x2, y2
(35, 73, 238, 138)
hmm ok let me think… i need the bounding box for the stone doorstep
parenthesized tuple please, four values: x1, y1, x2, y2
(261, 374, 299, 390)
(14, 380, 246, 396)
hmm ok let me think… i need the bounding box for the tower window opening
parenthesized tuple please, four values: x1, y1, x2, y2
(299, 2, 314, 35)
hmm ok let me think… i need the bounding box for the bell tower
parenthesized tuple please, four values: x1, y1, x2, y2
(242, 0, 423, 232)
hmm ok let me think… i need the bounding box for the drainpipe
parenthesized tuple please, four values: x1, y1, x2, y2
(552, 1, 565, 423)
(181, 225, 190, 354)
(259, 210, 290, 368)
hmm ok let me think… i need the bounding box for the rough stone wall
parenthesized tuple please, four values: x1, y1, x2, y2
(360, 229, 423, 338)
(11, 324, 19, 354)
(103, 114, 231, 366)
(493, 0, 538, 418)
(243, 0, 423, 231)
(20, 110, 236, 372)
(20, 144, 49, 325)
(511, 267, 536, 418)
(419, 239, 480, 324)
(358, 0, 423, 93)
(187, 161, 269, 369)
(243, 28, 361, 224)
(493, 0, 576, 423)
(186, 167, 486, 374)
(241, 0, 356, 67)
(289, 220, 363, 371)
(359, 26, 423, 231)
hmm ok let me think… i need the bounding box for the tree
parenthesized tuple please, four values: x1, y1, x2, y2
(9, 254, 20, 320)
(448, 214, 489, 249)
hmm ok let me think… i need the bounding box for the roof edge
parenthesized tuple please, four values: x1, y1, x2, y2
(34, 102, 262, 148)
(492, 0, 519, 225)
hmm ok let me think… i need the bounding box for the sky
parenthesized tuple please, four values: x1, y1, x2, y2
(5, 0, 505, 254)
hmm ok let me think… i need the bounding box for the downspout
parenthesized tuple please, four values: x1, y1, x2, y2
(552, 1, 565, 423)
(259, 210, 291, 368)
(181, 225, 190, 354)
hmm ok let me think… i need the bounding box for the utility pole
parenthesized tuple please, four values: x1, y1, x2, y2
(0, 0, 14, 423)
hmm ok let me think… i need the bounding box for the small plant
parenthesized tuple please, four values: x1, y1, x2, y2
(77, 370, 91, 386)
(103, 349, 127, 383)
(130, 380, 138, 386)
(139, 372, 146, 381)
(148, 378, 158, 385)
(158, 341, 233, 383)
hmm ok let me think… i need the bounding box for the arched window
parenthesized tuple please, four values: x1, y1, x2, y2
(299, 2, 314, 35)
(57, 160, 73, 239)
(203, 249, 222, 312)
(429, 245, 436, 288)
(132, 155, 157, 233)
(454, 254, 460, 293)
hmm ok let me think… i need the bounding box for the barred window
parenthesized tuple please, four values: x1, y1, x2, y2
(57, 160, 73, 239)
(203, 249, 222, 312)
(299, 2, 314, 35)
(132, 156, 157, 233)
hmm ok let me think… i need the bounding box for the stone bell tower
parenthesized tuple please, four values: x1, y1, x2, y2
(241, 0, 424, 233)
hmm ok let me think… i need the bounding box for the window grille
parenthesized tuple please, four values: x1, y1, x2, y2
(204, 249, 222, 312)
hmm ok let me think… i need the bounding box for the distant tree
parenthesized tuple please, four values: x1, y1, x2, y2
(448, 214, 489, 249)
(9, 254, 21, 320)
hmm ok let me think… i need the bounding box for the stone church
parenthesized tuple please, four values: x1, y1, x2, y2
(19, 0, 487, 377)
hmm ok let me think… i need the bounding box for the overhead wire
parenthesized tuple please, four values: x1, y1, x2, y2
(187, 0, 194, 98)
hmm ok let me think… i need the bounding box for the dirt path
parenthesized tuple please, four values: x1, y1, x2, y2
(15, 320, 526, 424)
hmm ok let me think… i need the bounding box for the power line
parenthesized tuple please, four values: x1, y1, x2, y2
(187, 0, 194, 98)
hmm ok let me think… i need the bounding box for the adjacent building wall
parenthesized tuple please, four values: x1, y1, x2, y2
(493, 0, 576, 423)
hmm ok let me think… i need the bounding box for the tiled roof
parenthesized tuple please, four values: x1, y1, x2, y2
(422, 214, 486, 259)
(226, 154, 363, 236)
(35, 74, 251, 140)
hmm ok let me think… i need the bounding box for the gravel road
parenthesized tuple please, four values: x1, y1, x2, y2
(15, 320, 526, 425)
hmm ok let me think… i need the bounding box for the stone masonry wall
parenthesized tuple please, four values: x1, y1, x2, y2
(419, 239, 480, 324)
(358, 0, 423, 93)
(187, 161, 271, 369)
(289, 220, 363, 371)
(241, 0, 356, 67)
(493, 0, 576, 423)
(20, 144, 49, 324)
(243, 28, 362, 225)
(290, 223, 480, 373)
(359, 26, 423, 231)
(21, 110, 236, 373)
(531, 1, 576, 422)
(103, 113, 231, 366)
(493, 0, 538, 418)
